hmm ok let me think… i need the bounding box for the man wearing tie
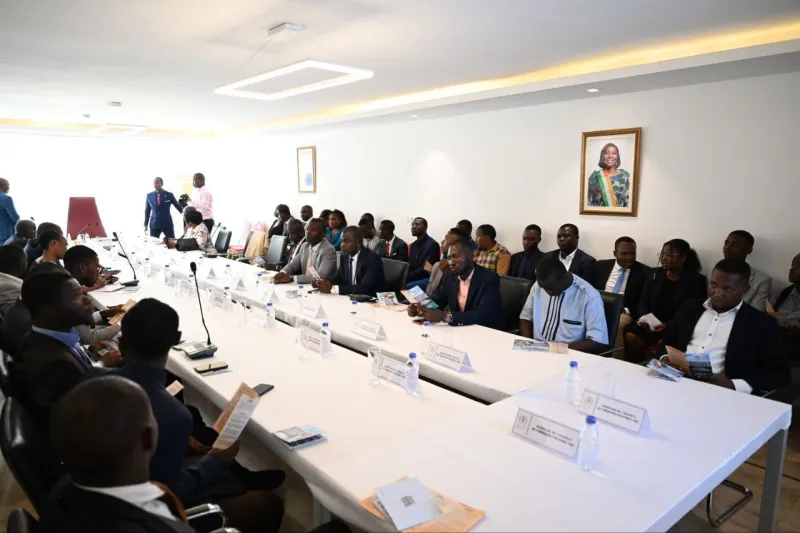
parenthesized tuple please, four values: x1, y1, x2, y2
(144, 177, 182, 238)
(315, 226, 385, 296)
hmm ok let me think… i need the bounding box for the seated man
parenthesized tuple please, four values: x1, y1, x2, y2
(359, 218, 385, 254)
(378, 220, 408, 262)
(594, 236, 650, 351)
(441, 219, 477, 251)
(519, 257, 608, 352)
(23, 221, 62, 266)
(15, 271, 121, 435)
(773, 253, 800, 362)
(4, 219, 36, 248)
(722, 230, 772, 311)
(118, 299, 284, 533)
(407, 237, 502, 329)
(542, 223, 597, 285)
(39, 376, 196, 533)
(406, 217, 440, 289)
(273, 218, 336, 284)
(661, 258, 789, 394)
(282, 218, 306, 267)
(474, 224, 511, 276)
(300, 205, 314, 229)
(425, 227, 469, 296)
(509, 224, 545, 281)
(315, 226, 385, 296)
(0, 244, 27, 319)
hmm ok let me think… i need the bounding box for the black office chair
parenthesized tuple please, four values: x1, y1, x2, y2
(596, 291, 624, 357)
(382, 258, 409, 292)
(6, 509, 36, 533)
(214, 229, 232, 254)
(498, 276, 533, 333)
(209, 223, 222, 244)
(263, 235, 287, 270)
(0, 350, 18, 398)
(0, 398, 64, 514)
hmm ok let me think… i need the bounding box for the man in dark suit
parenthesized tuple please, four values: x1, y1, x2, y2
(268, 204, 293, 239)
(23, 221, 62, 266)
(282, 219, 307, 267)
(315, 226, 385, 296)
(407, 237, 503, 329)
(3, 219, 36, 248)
(543, 223, 597, 285)
(15, 271, 120, 435)
(378, 219, 408, 262)
(145, 177, 183, 239)
(661, 259, 790, 394)
(406, 217, 440, 288)
(39, 376, 197, 533)
(509, 224, 545, 280)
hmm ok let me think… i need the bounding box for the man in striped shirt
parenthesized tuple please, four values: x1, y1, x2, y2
(519, 257, 608, 353)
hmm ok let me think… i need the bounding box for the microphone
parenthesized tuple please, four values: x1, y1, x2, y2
(75, 222, 98, 237)
(112, 231, 139, 287)
(180, 261, 218, 359)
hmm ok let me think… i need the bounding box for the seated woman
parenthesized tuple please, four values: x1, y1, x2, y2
(325, 209, 346, 251)
(173, 209, 215, 253)
(623, 238, 707, 362)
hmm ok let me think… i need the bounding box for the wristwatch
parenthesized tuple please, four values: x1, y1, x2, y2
(444, 312, 454, 325)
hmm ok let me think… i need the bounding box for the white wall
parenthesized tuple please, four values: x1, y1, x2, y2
(212, 71, 800, 286)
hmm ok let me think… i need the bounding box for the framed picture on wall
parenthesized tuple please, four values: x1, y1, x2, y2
(580, 128, 641, 216)
(297, 146, 317, 193)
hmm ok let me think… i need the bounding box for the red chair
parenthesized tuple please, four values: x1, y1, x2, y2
(66, 197, 107, 238)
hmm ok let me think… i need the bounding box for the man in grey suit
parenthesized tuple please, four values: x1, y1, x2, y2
(274, 218, 337, 284)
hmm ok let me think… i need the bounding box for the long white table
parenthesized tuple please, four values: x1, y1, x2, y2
(92, 242, 791, 532)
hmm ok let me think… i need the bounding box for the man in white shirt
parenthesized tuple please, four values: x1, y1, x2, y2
(661, 258, 789, 394)
(183, 173, 214, 232)
(542, 224, 597, 285)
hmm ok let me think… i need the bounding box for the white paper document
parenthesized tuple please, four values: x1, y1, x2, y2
(375, 477, 442, 531)
(637, 313, 663, 328)
(212, 394, 260, 449)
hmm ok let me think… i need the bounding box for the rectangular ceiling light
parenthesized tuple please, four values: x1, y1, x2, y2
(214, 59, 373, 101)
(93, 123, 149, 136)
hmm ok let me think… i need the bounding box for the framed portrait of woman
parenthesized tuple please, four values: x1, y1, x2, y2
(580, 128, 641, 216)
(297, 146, 317, 193)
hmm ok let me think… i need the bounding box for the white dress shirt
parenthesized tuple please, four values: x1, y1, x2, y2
(332, 252, 358, 294)
(559, 249, 577, 271)
(189, 186, 214, 220)
(685, 299, 751, 394)
(604, 261, 630, 294)
(73, 482, 178, 521)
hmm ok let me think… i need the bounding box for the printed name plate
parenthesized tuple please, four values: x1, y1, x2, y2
(579, 390, 648, 433)
(300, 328, 323, 354)
(426, 343, 473, 373)
(511, 408, 580, 458)
(211, 290, 226, 309)
(302, 301, 326, 319)
(351, 318, 387, 341)
(377, 357, 408, 387)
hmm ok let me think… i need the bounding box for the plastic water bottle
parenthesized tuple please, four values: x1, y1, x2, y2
(421, 321, 431, 356)
(163, 265, 173, 286)
(143, 258, 152, 278)
(578, 415, 599, 471)
(320, 322, 332, 356)
(186, 274, 196, 296)
(223, 287, 232, 310)
(255, 273, 264, 298)
(265, 303, 277, 331)
(565, 361, 582, 406)
(405, 353, 420, 396)
(350, 300, 359, 315)
(297, 285, 306, 298)
(67, 233, 73, 245)
(223, 265, 233, 287)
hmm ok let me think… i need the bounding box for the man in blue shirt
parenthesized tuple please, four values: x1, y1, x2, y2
(519, 257, 608, 353)
(0, 178, 21, 244)
(144, 177, 183, 238)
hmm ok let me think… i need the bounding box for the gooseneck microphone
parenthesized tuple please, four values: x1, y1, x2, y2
(179, 261, 218, 359)
(112, 231, 140, 287)
(190, 261, 213, 346)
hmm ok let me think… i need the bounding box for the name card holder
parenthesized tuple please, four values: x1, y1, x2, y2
(247, 306, 268, 329)
(302, 301, 327, 319)
(425, 343, 473, 373)
(511, 408, 580, 458)
(211, 290, 227, 310)
(377, 357, 408, 388)
(206, 267, 217, 279)
(579, 390, 649, 433)
(351, 318, 387, 341)
(300, 328, 323, 355)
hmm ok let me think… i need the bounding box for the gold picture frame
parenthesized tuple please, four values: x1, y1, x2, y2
(579, 128, 641, 217)
(297, 146, 317, 193)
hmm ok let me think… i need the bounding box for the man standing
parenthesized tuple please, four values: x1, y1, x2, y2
(406, 217, 440, 289)
(300, 205, 314, 229)
(181, 173, 214, 231)
(509, 224, 545, 280)
(315, 226, 385, 296)
(722, 230, 772, 311)
(144, 177, 183, 238)
(543, 223, 597, 285)
(0, 178, 20, 244)
(274, 218, 337, 284)
(378, 220, 408, 262)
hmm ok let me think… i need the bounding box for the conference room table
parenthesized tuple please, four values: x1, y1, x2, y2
(91, 241, 791, 532)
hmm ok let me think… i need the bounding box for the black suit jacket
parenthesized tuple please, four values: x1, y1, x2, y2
(637, 268, 708, 321)
(662, 300, 790, 393)
(39, 482, 195, 533)
(509, 248, 545, 281)
(429, 265, 503, 329)
(407, 235, 440, 282)
(329, 248, 386, 296)
(594, 259, 650, 312)
(383, 236, 409, 262)
(543, 249, 597, 285)
(268, 218, 286, 239)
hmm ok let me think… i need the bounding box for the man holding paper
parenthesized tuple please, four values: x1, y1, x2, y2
(314, 226, 385, 295)
(274, 218, 336, 284)
(661, 259, 789, 394)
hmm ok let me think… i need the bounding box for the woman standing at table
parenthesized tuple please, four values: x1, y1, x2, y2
(181, 210, 216, 253)
(326, 209, 347, 251)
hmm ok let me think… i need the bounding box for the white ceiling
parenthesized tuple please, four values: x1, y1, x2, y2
(1, 0, 800, 132)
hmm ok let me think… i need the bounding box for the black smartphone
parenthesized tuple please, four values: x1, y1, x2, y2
(253, 383, 275, 396)
(193, 361, 228, 375)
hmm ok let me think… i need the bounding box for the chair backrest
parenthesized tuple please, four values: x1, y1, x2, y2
(243, 230, 254, 252)
(214, 229, 232, 254)
(0, 350, 18, 398)
(0, 398, 63, 514)
(264, 235, 287, 265)
(7, 508, 37, 533)
(498, 275, 534, 333)
(382, 258, 409, 292)
(599, 290, 624, 350)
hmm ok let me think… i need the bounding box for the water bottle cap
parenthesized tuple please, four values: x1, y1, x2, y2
(267, 302, 273, 307)
(351, 300, 357, 305)
(189, 274, 194, 278)
(423, 321, 430, 326)
(586, 415, 596, 424)
(570, 361, 578, 368)
(257, 273, 263, 276)
(298, 285, 304, 288)
(322, 322, 329, 327)
(145, 258, 150, 261)
(224, 286, 230, 290)
(164, 264, 169, 267)
(409, 352, 417, 359)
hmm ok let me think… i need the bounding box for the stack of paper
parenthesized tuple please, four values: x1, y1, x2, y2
(512, 339, 549, 352)
(272, 426, 326, 450)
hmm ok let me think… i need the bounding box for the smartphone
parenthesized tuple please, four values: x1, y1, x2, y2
(193, 361, 229, 375)
(103, 269, 121, 275)
(97, 348, 110, 357)
(253, 383, 275, 396)
(412, 318, 425, 325)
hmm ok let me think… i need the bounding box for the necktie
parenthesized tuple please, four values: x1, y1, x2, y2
(157, 192, 161, 206)
(385, 242, 391, 256)
(612, 268, 628, 294)
(306, 247, 313, 274)
(351, 257, 357, 284)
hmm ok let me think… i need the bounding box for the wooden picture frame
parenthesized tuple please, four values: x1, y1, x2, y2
(579, 128, 641, 217)
(297, 146, 317, 193)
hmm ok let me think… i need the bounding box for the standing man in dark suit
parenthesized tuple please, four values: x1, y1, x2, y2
(145, 177, 183, 238)
(509, 224, 545, 280)
(661, 259, 789, 394)
(315, 226, 386, 296)
(543, 223, 597, 285)
(406, 217, 441, 289)
(407, 237, 503, 329)
(378, 220, 408, 262)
